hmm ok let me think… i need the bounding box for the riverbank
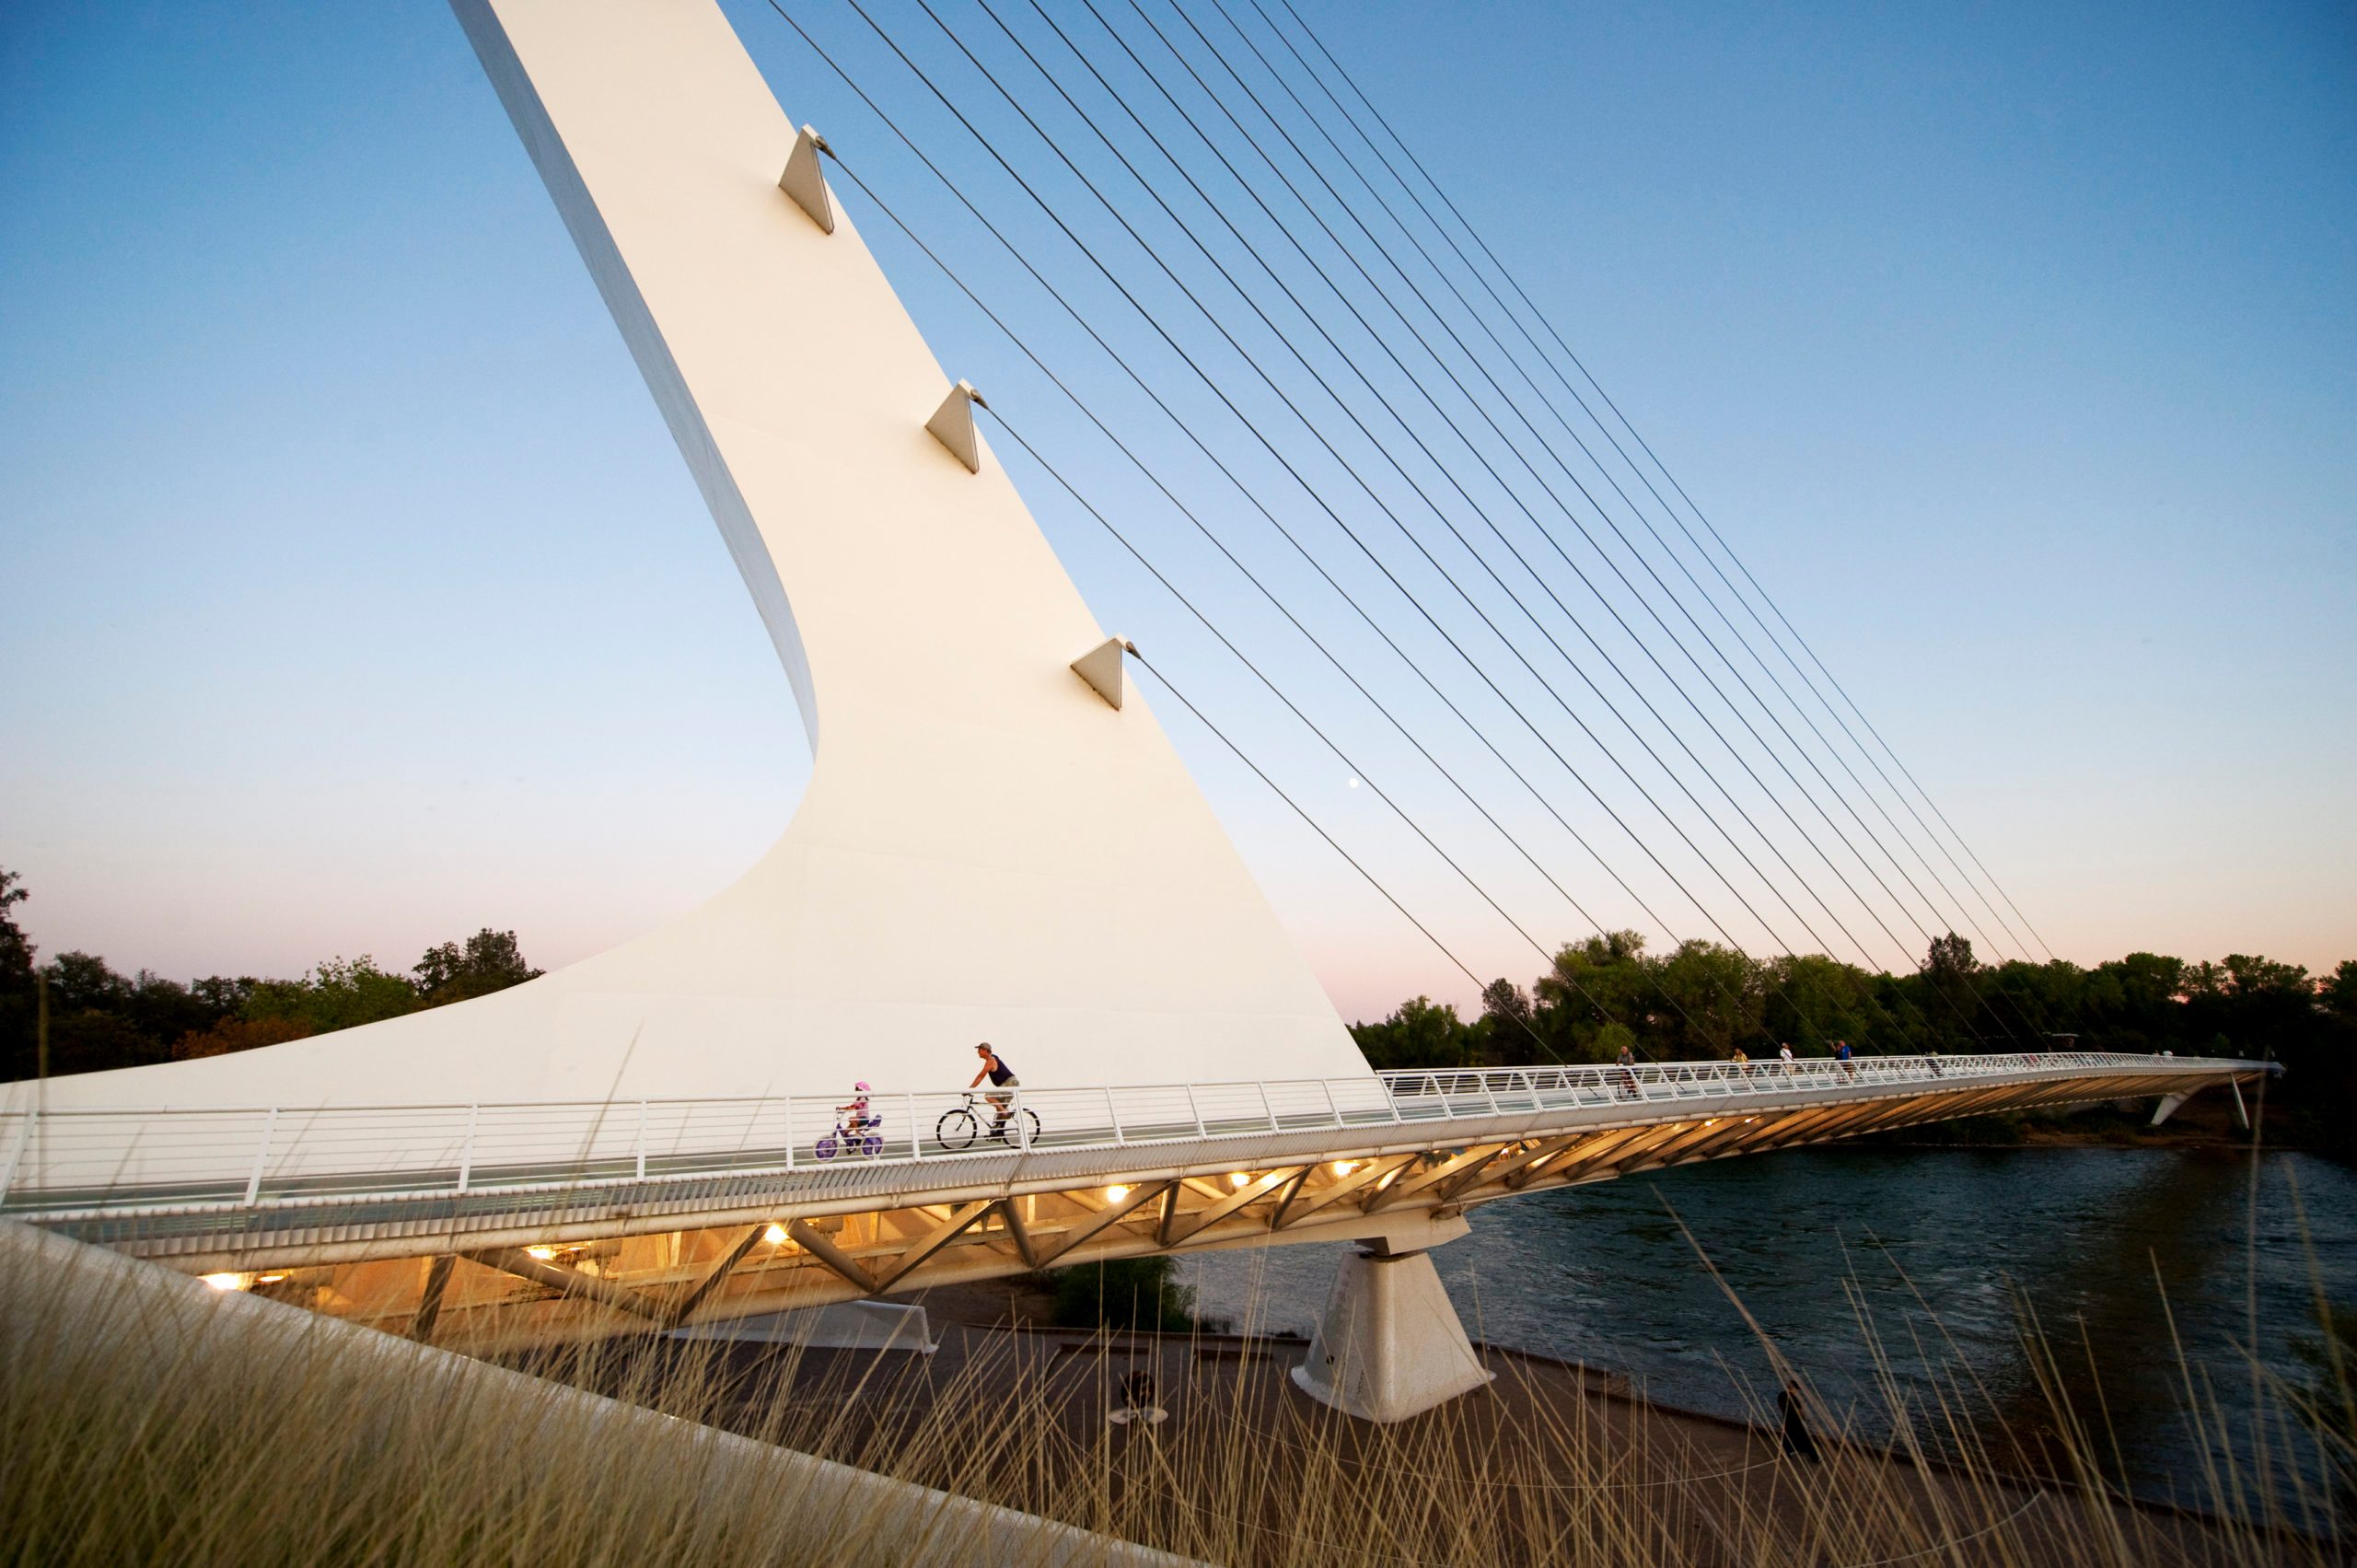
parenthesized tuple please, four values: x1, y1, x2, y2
(586, 1274, 2312, 1565)
(1171, 1143, 2352, 1518)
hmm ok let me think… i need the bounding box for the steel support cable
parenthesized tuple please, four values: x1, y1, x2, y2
(815, 0, 1844, 980)
(758, 10, 1721, 999)
(861, 0, 1962, 1030)
(772, 5, 1985, 1055)
(770, 6, 1962, 1053)
(1144, 0, 2044, 1045)
(1049, 0, 2012, 1048)
(1231, 0, 2044, 972)
(1043, 1, 2003, 1048)
(1002, 0, 1958, 994)
(1126, 647, 1554, 1056)
(984, 403, 1622, 1051)
(880, 4, 2005, 1058)
(971, 0, 1949, 1001)
(1193, 0, 2027, 986)
(1211, 0, 2065, 1040)
(1143, 0, 2036, 1030)
(811, 123, 1723, 1049)
(1260, 0, 2060, 968)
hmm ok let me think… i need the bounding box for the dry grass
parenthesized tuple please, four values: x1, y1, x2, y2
(2, 1221, 2347, 1567)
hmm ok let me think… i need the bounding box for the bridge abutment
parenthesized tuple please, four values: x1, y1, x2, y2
(1291, 1216, 1493, 1423)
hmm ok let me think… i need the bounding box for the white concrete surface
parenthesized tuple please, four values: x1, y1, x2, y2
(1291, 1235, 1495, 1423)
(7, 0, 1364, 1113)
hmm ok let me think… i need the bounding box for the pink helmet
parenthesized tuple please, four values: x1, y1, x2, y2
(854, 1081, 870, 1092)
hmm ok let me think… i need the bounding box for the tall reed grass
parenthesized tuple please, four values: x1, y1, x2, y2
(2, 1214, 2346, 1567)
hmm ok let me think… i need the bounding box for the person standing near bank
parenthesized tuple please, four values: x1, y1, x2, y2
(1779, 1381, 1821, 1463)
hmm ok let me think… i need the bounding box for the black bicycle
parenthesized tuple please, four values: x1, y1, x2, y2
(935, 1093, 1042, 1152)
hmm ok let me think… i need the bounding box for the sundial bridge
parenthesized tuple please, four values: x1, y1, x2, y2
(0, 0, 2268, 1423)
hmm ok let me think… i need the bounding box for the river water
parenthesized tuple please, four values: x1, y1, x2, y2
(1177, 1147, 2355, 1508)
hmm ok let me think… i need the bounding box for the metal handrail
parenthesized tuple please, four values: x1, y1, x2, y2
(0, 1051, 2260, 1214)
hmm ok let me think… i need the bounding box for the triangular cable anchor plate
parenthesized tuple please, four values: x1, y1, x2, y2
(778, 124, 834, 234)
(927, 379, 987, 473)
(1071, 637, 1134, 710)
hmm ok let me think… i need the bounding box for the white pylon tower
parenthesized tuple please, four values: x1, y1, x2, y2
(15, 0, 1368, 1113)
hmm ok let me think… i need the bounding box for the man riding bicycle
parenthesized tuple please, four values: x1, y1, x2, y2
(968, 1043, 1019, 1133)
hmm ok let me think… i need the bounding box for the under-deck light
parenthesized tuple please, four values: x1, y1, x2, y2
(1703, 1119, 1718, 1127)
(526, 1245, 558, 1261)
(1331, 1160, 1354, 1176)
(1104, 1184, 1130, 1202)
(762, 1224, 789, 1246)
(200, 1272, 249, 1291)
(1227, 1172, 1249, 1189)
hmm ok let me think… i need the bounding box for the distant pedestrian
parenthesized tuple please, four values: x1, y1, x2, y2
(1615, 1041, 1640, 1099)
(1926, 1045, 1944, 1077)
(1730, 1046, 1750, 1080)
(1778, 1042, 1795, 1074)
(1834, 1039, 1855, 1079)
(1778, 1382, 1820, 1463)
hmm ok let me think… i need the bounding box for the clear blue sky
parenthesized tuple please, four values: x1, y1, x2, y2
(3, 0, 2350, 1024)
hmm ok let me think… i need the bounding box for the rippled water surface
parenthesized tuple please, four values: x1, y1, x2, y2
(1178, 1148, 2355, 1504)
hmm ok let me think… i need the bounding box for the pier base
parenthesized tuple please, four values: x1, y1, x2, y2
(1291, 1235, 1493, 1423)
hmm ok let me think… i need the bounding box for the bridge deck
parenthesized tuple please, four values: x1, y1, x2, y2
(0, 1052, 2265, 1351)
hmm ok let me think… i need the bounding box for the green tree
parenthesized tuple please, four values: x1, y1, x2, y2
(243, 957, 420, 1036)
(1350, 995, 1480, 1071)
(35, 952, 181, 1076)
(1654, 939, 1763, 1057)
(1533, 931, 1652, 1060)
(173, 1015, 313, 1061)
(1763, 952, 1876, 1051)
(2079, 951, 2186, 1051)
(413, 928, 544, 1006)
(1920, 933, 1986, 1050)
(1051, 1256, 1198, 1332)
(2322, 960, 2357, 1023)
(1480, 977, 1531, 1028)
(0, 868, 30, 1081)
(0, 867, 32, 994)
(2183, 953, 2314, 1057)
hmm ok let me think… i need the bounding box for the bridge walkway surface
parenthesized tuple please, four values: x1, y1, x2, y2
(0, 1052, 2264, 1357)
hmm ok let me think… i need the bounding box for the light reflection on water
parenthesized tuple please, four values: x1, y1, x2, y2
(1177, 1148, 2355, 1504)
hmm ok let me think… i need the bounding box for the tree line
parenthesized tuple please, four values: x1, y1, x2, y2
(1350, 930, 2355, 1151)
(0, 866, 540, 1083)
(4, 863, 2347, 1151)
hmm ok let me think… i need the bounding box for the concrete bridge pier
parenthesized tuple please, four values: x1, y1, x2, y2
(2151, 1075, 2251, 1129)
(1291, 1214, 1494, 1423)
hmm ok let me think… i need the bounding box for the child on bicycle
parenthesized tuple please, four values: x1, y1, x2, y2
(837, 1081, 877, 1136)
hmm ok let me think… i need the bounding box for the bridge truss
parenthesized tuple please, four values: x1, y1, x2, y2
(3, 1051, 2262, 1355)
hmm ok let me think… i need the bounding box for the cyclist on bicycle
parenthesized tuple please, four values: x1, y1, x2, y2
(968, 1043, 1018, 1132)
(837, 1080, 877, 1136)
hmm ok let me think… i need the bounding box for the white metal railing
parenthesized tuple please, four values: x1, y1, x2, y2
(0, 1051, 2252, 1216)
